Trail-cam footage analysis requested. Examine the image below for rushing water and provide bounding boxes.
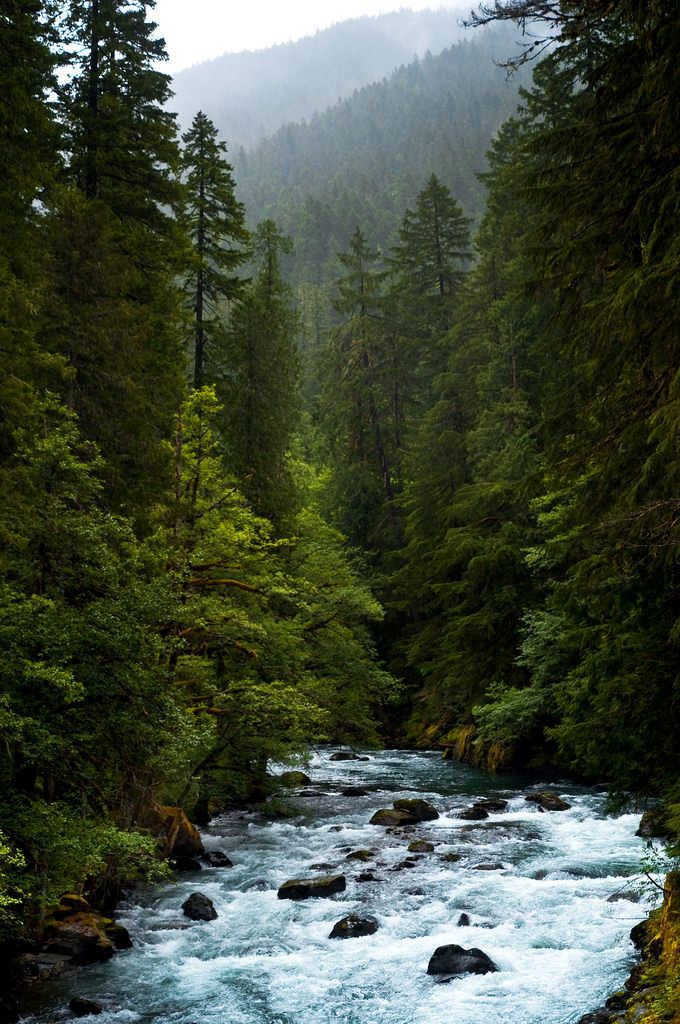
[27,749,652,1024]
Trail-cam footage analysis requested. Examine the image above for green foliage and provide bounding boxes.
[7,802,167,913]
[0,831,24,923]
[218,221,300,526]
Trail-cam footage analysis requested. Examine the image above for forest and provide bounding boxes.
[1,0,679,1015]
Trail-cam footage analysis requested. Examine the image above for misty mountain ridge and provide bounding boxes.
[230,23,529,279]
[169,7,470,149]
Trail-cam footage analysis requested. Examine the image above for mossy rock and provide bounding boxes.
[393,798,439,821]
[370,808,418,827]
[277,874,346,900]
[278,771,312,787]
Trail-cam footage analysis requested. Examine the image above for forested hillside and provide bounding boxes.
[0,0,395,960]
[2,3,680,1018]
[170,8,469,147]
[233,24,528,276]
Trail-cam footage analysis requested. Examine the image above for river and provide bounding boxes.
[25,748,651,1024]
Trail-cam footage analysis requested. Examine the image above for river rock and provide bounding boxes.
[474,862,504,871]
[43,914,115,965]
[408,840,434,853]
[370,808,418,827]
[181,893,218,921]
[427,944,498,979]
[457,913,471,926]
[576,1012,611,1024]
[53,894,91,919]
[105,923,132,950]
[635,807,669,839]
[458,805,489,820]
[525,791,571,812]
[70,998,104,1017]
[142,805,204,859]
[607,891,640,903]
[393,798,439,822]
[346,849,374,861]
[475,798,509,812]
[440,852,462,863]
[329,914,379,939]
[278,770,312,786]
[277,874,346,900]
[171,856,202,872]
[630,920,650,950]
[342,787,369,796]
[203,851,234,868]
[16,951,73,980]
[356,870,379,882]
[330,751,362,761]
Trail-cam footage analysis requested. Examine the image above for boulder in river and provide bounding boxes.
[427,944,498,979]
[143,805,205,859]
[277,874,346,900]
[278,770,312,786]
[356,870,379,883]
[43,914,115,965]
[345,849,374,861]
[635,807,670,839]
[69,998,104,1017]
[171,856,202,872]
[458,805,489,821]
[408,840,434,853]
[474,862,504,871]
[393,798,439,821]
[440,852,462,863]
[630,920,650,950]
[474,798,509,812]
[342,787,369,797]
[181,893,218,921]
[606,891,640,903]
[457,913,471,927]
[525,791,571,812]
[370,808,418,827]
[203,851,234,868]
[330,751,363,761]
[329,914,379,939]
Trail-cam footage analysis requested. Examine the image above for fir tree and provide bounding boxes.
[219,220,300,526]
[180,110,249,387]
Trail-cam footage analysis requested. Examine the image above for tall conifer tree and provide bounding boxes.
[180,110,249,387]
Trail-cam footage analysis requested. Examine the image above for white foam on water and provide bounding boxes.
[23,751,654,1024]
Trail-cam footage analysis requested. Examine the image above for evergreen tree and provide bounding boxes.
[219,220,300,526]
[0,0,60,457]
[321,228,397,553]
[180,110,249,387]
[43,0,186,521]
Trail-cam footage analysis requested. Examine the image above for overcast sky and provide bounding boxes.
[153,1,461,72]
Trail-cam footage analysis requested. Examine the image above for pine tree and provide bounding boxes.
[322,228,398,553]
[219,220,300,526]
[42,0,186,521]
[388,173,470,396]
[0,0,61,457]
[180,110,249,387]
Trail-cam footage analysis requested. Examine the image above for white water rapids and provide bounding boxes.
[27,749,653,1024]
